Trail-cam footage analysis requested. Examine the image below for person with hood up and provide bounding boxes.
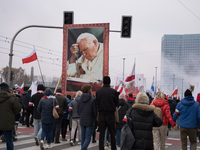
[173,89,200,150]
[69,90,82,145]
[127,93,135,108]
[122,92,163,150]
[0,82,21,150]
[29,84,45,146]
[116,93,129,147]
[37,88,59,150]
[150,92,178,150]
[77,84,97,150]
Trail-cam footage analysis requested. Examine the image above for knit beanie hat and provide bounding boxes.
[184,89,192,97]
[56,88,62,93]
[103,76,110,85]
[37,84,45,91]
[135,92,149,104]
[0,82,9,90]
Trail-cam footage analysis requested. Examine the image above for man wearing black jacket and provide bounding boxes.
[96,76,119,150]
[29,84,45,146]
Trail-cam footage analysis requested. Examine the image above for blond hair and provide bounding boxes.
[154,92,165,100]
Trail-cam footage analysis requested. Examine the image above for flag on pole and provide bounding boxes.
[171,86,178,96]
[29,80,37,96]
[22,48,37,64]
[19,82,24,94]
[125,62,135,82]
[151,76,155,98]
[117,82,126,95]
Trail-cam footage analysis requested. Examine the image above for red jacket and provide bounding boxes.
[150,99,176,126]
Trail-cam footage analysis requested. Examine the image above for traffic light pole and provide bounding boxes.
[8,25,63,86]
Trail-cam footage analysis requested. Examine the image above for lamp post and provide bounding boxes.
[173,74,175,90]
[182,79,184,99]
[155,67,158,96]
[123,58,125,81]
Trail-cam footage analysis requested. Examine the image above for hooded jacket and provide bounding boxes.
[69,96,81,119]
[0,90,21,130]
[37,88,59,124]
[77,93,97,127]
[129,103,163,150]
[173,96,200,128]
[151,99,176,126]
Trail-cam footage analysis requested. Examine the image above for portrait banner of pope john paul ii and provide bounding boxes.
[62,23,109,95]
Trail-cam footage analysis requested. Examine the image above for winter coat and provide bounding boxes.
[21,91,27,108]
[77,93,97,127]
[55,94,67,116]
[173,96,200,129]
[63,97,71,120]
[69,96,81,119]
[96,84,119,113]
[129,103,163,150]
[116,98,129,129]
[37,88,59,124]
[150,99,176,126]
[29,91,44,119]
[24,90,31,110]
[127,97,135,108]
[168,98,176,116]
[0,90,21,130]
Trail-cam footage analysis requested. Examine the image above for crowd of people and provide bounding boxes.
[0,76,200,150]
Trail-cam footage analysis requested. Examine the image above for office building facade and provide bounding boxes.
[161,34,200,98]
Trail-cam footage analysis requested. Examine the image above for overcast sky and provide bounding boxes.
[0,0,200,88]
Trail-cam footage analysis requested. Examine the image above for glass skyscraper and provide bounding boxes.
[161,34,200,98]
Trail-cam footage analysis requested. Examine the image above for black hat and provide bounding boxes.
[56,88,62,93]
[184,89,192,97]
[0,82,9,90]
[37,84,45,91]
[103,76,110,85]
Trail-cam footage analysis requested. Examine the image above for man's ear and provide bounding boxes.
[93,39,98,47]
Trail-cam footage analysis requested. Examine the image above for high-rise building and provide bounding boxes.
[161,34,200,98]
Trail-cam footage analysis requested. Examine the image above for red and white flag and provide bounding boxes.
[117,82,126,95]
[22,48,37,64]
[125,62,135,82]
[19,82,24,94]
[171,86,178,96]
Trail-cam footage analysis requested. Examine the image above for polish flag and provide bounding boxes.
[125,62,135,82]
[19,82,24,94]
[171,86,178,96]
[117,82,126,95]
[22,48,37,64]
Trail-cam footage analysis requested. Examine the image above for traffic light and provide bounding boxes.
[121,16,132,38]
[63,11,74,24]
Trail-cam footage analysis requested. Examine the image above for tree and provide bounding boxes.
[1,66,30,87]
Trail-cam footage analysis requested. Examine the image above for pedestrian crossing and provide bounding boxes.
[1,133,200,150]
[0,134,113,150]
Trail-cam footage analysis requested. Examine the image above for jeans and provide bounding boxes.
[33,119,42,139]
[0,130,14,150]
[71,119,81,141]
[81,126,94,150]
[41,123,54,144]
[104,128,109,146]
[116,129,121,146]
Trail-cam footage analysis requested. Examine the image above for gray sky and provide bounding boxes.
[0,0,200,88]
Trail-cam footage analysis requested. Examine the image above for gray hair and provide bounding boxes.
[77,33,98,43]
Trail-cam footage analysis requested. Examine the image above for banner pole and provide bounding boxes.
[35,47,45,85]
[54,74,62,93]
